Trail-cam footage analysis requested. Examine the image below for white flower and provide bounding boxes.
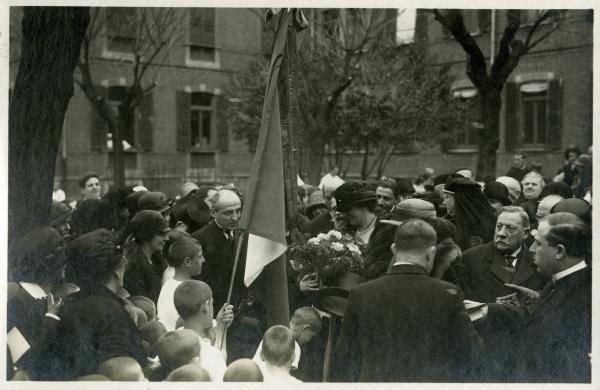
[331,242,344,251]
[317,233,328,240]
[328,230,342,239]
[346,243,361,254]
[308,237,321,245]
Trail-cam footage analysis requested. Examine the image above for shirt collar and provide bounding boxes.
[19,282,48,299]
[507,245,522,258]
[552,260,587,283]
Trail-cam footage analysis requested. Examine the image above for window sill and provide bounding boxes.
[517,145,552,152]
[101,49,135,62]
[447,147,478,154]
[107,148,139,153]
[190,148,216,153]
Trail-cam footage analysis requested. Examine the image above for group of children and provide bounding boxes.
[99,236,323,382]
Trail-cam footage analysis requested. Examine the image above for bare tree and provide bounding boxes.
[9,7,90,248]
[431,9,569,179]
[74,7,184,188]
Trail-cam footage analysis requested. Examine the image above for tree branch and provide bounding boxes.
[432,9,489,90]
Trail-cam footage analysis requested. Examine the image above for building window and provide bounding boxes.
[186,8,219,68]
[106,86,135,150]
[520,82,548,145]
[396,9,416,44]
[104,8,138,59]
[452,88,479,148]
[190,92,216,149]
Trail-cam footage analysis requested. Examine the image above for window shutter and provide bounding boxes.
[547,78,562,150]
[91,85,108,151]
[137,92,154,151]
[189,8,216,47]
[504,81,519,151]
[176,91,191,152]
[215,94,229,152]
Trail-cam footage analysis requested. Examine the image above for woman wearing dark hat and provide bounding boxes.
[7,227,69,379]
[43,228,146,380]
[123,210,170,303]
[483,181,513,212]
[333,182,382,247]
[443,178,496,250]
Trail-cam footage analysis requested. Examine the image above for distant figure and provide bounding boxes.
[505,152,530,182]
[318,166,345,194]
[223,359,264,382]
[79,172,102,201]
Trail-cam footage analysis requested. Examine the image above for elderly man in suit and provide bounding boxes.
[192,189,263,363]
[462,206,548,381]
[336,219,481,382]
[463,206,548,302]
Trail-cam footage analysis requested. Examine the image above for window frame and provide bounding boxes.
[189,92,217,151]
[101,8,138,61]
[185,8,220,69]
[519,83,549,148]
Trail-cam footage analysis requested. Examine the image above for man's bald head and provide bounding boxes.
[223,359,264,382]
[496,176,521,204]
[96,357,145,381]
[210,189,241,211]
[158,330,200,374]
[536,194,564,222]
[166,363,211,382]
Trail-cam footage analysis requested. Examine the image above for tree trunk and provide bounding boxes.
[475,88,502,181]
[360,142,370,180]
[111,119,126,189]
[306,136,325,185]
[8,7,89,248]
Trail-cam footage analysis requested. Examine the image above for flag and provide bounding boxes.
[238,10,293,325]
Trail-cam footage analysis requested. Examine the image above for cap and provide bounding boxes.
[130,210,171,235]
[443,177,481,194]
[483,182,512,206]
[575,154,592,168]
[138,191,171,213]
[380,198,436,226]
[50,201,73,226]
[333,182,376,213]
[306,191,327,216]
[125,190,148,215]
[550,198,592,223]
[179,182,199,199]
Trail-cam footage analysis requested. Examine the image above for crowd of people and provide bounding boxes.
[6,144,592,383]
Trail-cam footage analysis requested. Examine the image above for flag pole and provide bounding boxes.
[218,231,245,351]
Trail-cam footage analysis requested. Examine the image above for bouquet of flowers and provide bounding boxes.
[288,230,364,285]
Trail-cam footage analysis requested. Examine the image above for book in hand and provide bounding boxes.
[463,300,487,322]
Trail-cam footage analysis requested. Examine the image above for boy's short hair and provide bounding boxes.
[167,237,202,268]
[165,363,211,382]
[261,325,295,367]
[158,330,200,374]
[292,307,322,333]
[174,280,212,320]
[129,295,157,322]
[140,321,167,357]
[96,357,144,381]
[223,359,264,382]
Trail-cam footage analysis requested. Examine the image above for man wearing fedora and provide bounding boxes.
[335,219,481,382]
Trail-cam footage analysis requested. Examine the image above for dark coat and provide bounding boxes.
[516,268,591,382]
[335,264,482,382]
[123,244,167,303]
[191,220,247,312]
[7,284,60,379]
[41,284,146,380]
[463,242,548,302]
[506,165,531,182]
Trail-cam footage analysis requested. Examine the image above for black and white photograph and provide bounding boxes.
[3,2,596,386]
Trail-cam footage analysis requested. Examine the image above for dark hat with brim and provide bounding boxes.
[333,182,376,213]
[483,182,512,206]
[444,177,481,194]
[69,228,123,278]
[130,210,171,235]
[138,191,172,214]
[125,190,148,215]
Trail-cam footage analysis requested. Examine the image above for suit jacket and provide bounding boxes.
[192,220,247,311]
[41,284,146,380]
[516,268,591,382]
[463,242,548,303]
[335,264,482,382]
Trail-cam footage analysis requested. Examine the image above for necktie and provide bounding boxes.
[506,255,517,268]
